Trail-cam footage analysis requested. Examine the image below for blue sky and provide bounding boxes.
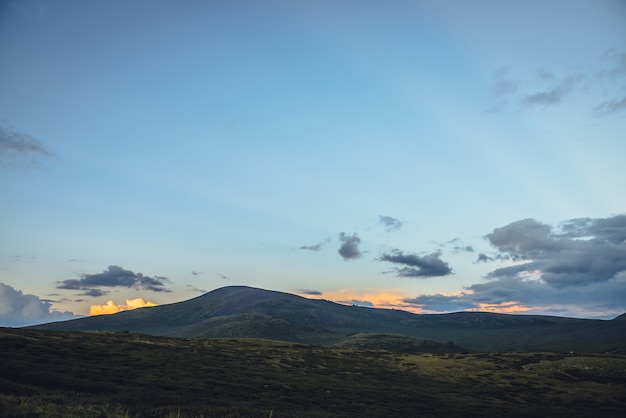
[1,0,625,326]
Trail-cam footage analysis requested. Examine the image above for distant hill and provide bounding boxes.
[30,286,626,353]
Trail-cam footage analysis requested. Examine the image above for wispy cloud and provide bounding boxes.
[485,67,519,112]
[521,73,585,107]
[594,95,626,115]
[295,288,322,296]
[0,282,80,327]
[186,284,207,293]
[490,67,518,97]
[299,238,330,251]
[379,249,452,278]
[488,47,626,115]
[338,232,362,260]
[438,238,474,253]
[57,265,171,293]
[598,47,626,81]
[0,125,54,168]
[378,215,403,232]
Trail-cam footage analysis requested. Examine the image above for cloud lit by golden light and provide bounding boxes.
[472,301,534,314]
[88,298,157,316]
[296,288,428,314]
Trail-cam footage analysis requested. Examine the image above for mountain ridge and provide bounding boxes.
[30,285,626,353]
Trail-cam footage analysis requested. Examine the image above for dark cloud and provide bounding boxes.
[404,275,626,319]
[57,265,171,293]
[380,249,452,278]
[338,232,362,260]
[379,215,403,232]
[300,244,322,251]
[594,95,626,115]
[404,293,475,313]
[0,282,81,327]
[475,253,493,263]
[485,215,626,288]
[191,271,203,276]
[297,289,323,296]
[0,125,54,168]
[401,215,626,318]
[216,273,230,280]
[521,73,584,107]
[78,288,109,297]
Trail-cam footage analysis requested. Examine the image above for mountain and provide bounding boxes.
[31,286,626,353]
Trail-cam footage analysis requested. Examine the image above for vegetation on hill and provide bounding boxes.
[2,328,626,417]
[31,286,626,353]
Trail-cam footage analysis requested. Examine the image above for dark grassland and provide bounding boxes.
[2,328,625,417]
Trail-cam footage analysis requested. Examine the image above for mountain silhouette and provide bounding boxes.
[31,286,626,353]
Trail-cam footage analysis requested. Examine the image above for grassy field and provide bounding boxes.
[2,328,625,417]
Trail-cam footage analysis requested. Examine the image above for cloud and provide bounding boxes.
[379,215,403,232]
[403,293,476,313]
[191,271,203,276]
[490,67,518,97]
[380,249,452,277]
[475,253,493,263]
[484,215,626,288]
[295,289,323,296]
[521,73,585,107]
[401,215,626,319]
[306,289,413,312]
[0,125,54,168]
[299,238,329,251]
[338,232,362,260]
[89,298,157,316]
[186,285,206,293]
[57,265,171,293]
[536,69,555,80]
[78,288,109,297]
[0,283,81,327]
[599,47,626,81]
[439,238,474,253]
[485,67,519,113]
[404,274,626,319]
[594,95,626,115]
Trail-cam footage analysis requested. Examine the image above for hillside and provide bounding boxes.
[31,286,626,353]
[2,328,626,417]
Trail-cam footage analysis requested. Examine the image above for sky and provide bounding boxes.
[1,0,626,327]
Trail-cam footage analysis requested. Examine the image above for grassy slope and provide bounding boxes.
[2,328,626,417]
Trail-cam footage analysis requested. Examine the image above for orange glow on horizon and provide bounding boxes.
[472,301,533,314]
[295,289,542,316]
[89,298,157,316]
[295,288,428,314]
